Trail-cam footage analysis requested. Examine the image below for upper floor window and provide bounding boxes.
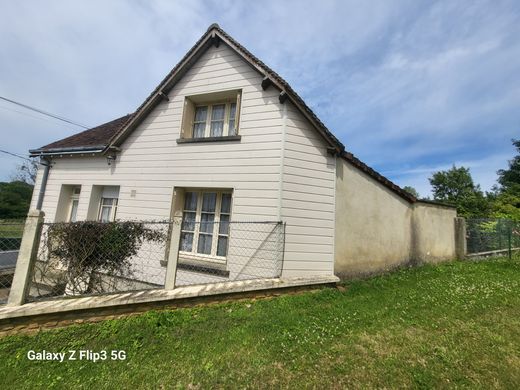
[179,90,241,141]
[193,103,237,138]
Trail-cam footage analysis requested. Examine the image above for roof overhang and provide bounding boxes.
[29,145,107,157]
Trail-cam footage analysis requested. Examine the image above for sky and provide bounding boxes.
[0,0,519,197]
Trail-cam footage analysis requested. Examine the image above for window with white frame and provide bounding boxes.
[97,186,120,222]
[180,190,232,259]
[192,102,237,138]
[68,186,81,222]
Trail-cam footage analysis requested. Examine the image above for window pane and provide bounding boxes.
[219,214,230,235]
[211,104,225,121]
[182,212,196,231]
[194,106,208,122]
[200,213,215,233]
[101,198,114,206]
[229,103,236,120]
[100,206,111,222]
[70,200,79,222]
[202,193,217,212]
[228,120,236,136]
[197,234,212,254]
[184,192,198,211]
[180,232,194,252]
[221,193,232,214]
[193,122,206,138]
[217,236,228,257]
[228,103,237,136]
[210,121,223,137]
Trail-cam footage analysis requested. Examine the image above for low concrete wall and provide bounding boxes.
[334,159,458,279]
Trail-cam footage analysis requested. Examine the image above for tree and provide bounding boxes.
[496,139,520,193]
[429,165,490,217]
[0,181,34,219]
[10,158,39,185]
[403,186,420,198]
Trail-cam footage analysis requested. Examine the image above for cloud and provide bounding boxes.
[0,0,518,199]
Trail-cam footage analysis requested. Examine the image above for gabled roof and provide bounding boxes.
[29,23,418,203]
[106,23,345,150]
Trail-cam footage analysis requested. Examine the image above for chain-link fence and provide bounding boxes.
[27,221,172,301]
[0,219,25,305]
[174,221,285,287]
[466,218,520,258]
[25,219,285,301]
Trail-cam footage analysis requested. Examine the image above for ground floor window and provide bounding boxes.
[180,190,232,259]
[68,186,81,222]
[97,186,120,222]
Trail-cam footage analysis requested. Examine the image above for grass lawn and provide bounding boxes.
[1,256,519,389]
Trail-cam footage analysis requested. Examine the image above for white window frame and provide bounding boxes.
[192,102,237,139]
[179,190,232,263]
[98,197,118,222]
[68,186,81,222]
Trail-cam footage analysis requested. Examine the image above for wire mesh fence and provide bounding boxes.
[0,219,25,305]
[27,221,172,301]
[174,221,284,287]
[466,218,520,258]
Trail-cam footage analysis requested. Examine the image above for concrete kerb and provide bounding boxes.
[0,275,339,332]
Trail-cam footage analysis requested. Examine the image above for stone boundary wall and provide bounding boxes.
[335,159,464,279]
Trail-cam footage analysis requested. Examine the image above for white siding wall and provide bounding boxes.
[31,45,283,222]
[30,43,336,280]
[280,102,336,277]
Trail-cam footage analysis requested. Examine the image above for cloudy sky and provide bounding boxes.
[1,0,519,197]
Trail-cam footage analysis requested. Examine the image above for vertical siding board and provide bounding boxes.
[281,101,335,275]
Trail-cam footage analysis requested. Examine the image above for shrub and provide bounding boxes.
[43,221,166,294]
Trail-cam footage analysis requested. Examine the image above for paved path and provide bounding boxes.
[0,250,18,270]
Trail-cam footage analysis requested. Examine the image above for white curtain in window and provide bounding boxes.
[210,104,225,137]
[228,103,237,136]
[193,106,207,138]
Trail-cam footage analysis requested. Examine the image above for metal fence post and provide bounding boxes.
[7,210,44,306]
[508,221,512,260]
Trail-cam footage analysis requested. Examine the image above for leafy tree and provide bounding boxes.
[403,186,420,198]
[429,165,490,217]
[488,191,520,221]
[0,181,34,219]
[496,139,520,193]
[10,158,39,185]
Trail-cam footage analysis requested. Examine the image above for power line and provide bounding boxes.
[0,104,75,128]
[0,96,90,129]
[0,149,34,163]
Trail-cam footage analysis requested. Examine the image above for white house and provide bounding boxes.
[28,24,460,291]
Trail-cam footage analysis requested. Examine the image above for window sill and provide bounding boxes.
[161,253,229,277]
[177,262,230,278]
[176,135,241,144]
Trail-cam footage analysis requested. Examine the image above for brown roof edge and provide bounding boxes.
[341,152,418,203]
[107,23,345,153]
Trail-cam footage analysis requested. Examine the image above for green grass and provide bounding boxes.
[0,220,25,238]
[1,256,520,389]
